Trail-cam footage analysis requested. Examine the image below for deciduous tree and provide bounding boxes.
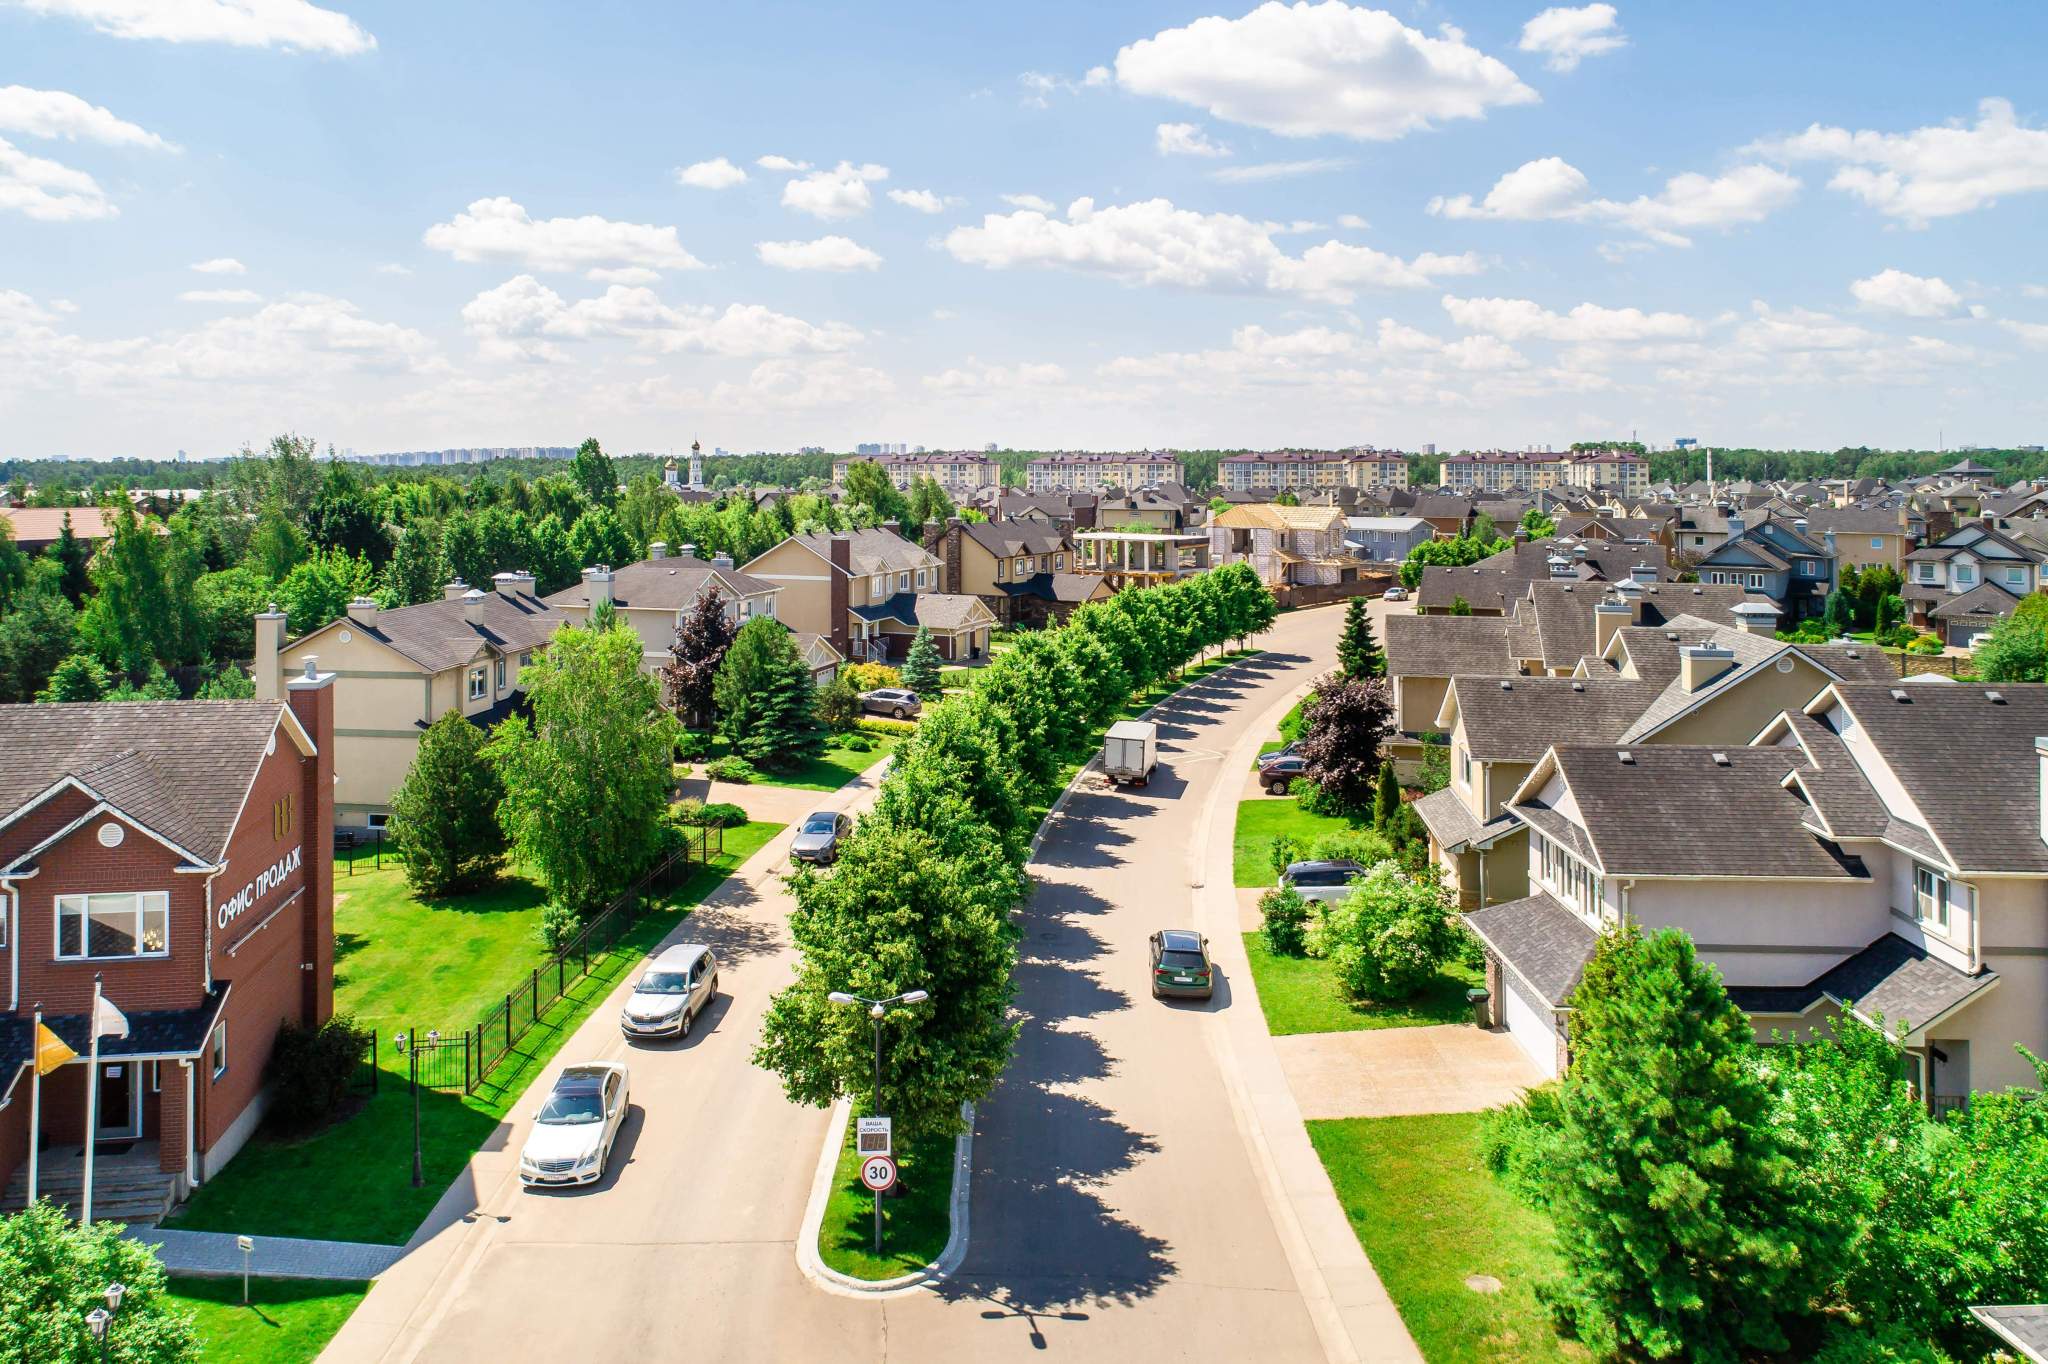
[569,436,618,509]
[661,587,736,729]
[0,1200,199,1364]
[1298,672,1393,816]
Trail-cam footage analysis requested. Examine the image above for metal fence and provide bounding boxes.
[406,830,723,1097]
[351,1029,380,1097]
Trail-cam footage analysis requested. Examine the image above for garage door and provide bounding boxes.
[1500,971,1560,1079]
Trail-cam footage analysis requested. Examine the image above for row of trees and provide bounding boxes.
[1398,526,1513,589]
[1483,925,2048,1362]
[753,563,1279,1145]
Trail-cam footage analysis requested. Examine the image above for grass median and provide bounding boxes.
[817,1125,955,1281]
[166,1275,370,1364]
[165,822,781,1246]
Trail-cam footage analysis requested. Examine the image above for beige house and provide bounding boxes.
[742,528,995,663]
[254,575,572,829]
[924,517,1112,628]
[1024,452,1184,492]
[542,544,781,672]
[1804,505,1912,573]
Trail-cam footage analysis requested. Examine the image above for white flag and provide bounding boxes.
[92,993,128,1041]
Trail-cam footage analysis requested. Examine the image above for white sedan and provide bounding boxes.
[518,1062,630,1188]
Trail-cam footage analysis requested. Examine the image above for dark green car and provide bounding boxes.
[1149,929,1214,1001]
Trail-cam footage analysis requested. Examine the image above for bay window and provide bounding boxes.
[57,891,169,959]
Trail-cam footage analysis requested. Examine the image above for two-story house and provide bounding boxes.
[1694,513,1837,620]
[256,575,573,830]
[542,543,782,672]
[923,518,1112,629]
[1903,523,2046,646]
[743,527,996,664]
[1803,504,1912,575]
[1208,503,1360,587]
[0,682,336,1219]
[1463,680,2046,1110]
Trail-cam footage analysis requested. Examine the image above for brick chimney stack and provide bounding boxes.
[286,657,337,1023]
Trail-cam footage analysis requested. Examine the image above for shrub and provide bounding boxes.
[674,730,711,762]
[1304,862,1458,1001]
[678,800,748,829]
[1257,884,1311,955]
[704,754,758,784]
[841,660,902,691]
[815,671,862,732]
[1267,834,1299,883]
[1305,828,1395,866]
[1478,1083,1567,1210]
[265,1013,374,1131]
[0,1202,199,1362]
[1809,1323,1953,1364]
[857,716,918,736]
[1906,632,1944,655]
[539,900,581,953]
[670,796,704,823]
[838,732,876,752]
[1295,777,1351,817]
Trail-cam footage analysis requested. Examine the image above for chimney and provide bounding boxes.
[649,541,668,560]
[253,604,286,701]
[463,588,486,626]
[286,656,337,1024]
[442,579,470,601]
[1732,600,1782,636]
[1595,598,1630,656]
[1613,577,1647,624]
[1727,513,1745,535]
[1794,517,1809,537]
[1680,643,1737,693]
[581,565,614,623]
[497,569,536,596]
[828,534,852,661]
[345,596,379,629]
[711,554,734,571]
[679,542,697,560]
[1547,553,1572,580]
[1629,564,1658,584]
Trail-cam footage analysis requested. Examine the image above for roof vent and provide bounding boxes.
[1664,631,1679,641]
[1617,750,1635,764]
[1845,649,1861,659]
[1712,751,1731,766]
[1572,680,1585,692]
[1890,688,1910,702]
[1499,679,1513,691]
[1691,586,1704,594]
[1987,690,2007,704]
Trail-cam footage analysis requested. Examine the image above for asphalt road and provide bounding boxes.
[323,600,1414,1364]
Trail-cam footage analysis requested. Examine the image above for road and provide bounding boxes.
[322,599,1419,1364]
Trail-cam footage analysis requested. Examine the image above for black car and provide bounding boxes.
[1261,753,1309,794]
[1149,929,1214,1000]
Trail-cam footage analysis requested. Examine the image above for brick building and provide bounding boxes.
[0,675,336,1218]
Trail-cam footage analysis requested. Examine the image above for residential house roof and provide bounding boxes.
[1210,503,1345,532]
[542,556,776,615]
[784,527,941,576]
[1812,932,1997,1035]
[1385,614,1518,678]
[850,591,995,632]
[1446,676,1666,762]
[305,589,569,674]
[1463,892,1598,1008]
[961,521,1070,557]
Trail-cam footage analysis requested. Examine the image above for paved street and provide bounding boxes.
[323,600,1420,1364]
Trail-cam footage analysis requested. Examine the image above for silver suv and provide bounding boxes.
[1281,859,1368,903]
[860,687,923,719]
[620,943,720,1040]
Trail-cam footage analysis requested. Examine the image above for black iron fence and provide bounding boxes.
[350,1028,381,1097]
[405,831,722,1097]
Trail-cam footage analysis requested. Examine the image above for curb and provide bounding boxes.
[794,1099,974,1299]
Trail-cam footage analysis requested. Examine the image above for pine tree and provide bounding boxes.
[1549,926,1826,1362]
[661,586,737,730]
[1371,758,1400,830]
[393,710,508,896]
[712,617,823,773]
[1336,596,1381,678]
[901,625,944,698]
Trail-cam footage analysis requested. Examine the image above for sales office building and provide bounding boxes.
[0,668,336,1212]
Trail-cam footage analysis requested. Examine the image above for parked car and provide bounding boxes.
[1260,753,1309,794]
[1148,929,1214,1000]
[860,687,923,720]
[1255,742,1301,769]
[791,810,851,865]
[1382,586,1408,601]
[519,1062,630,1187]
[619,943,720,1040]
[1282,859,1368,903]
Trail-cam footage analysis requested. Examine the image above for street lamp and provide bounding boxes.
[84,1281,124,1362]
[827,988,931,1255]
[393,1030,437,1188]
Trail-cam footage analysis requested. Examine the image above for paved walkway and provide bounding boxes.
[1273,1025,1542,1121]
[674,774,835,826]
[129,1227,404,1280]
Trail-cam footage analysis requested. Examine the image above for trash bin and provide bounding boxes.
[1466,987,1491,1028]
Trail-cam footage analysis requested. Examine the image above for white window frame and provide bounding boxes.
[56,891,170,961]
[367,812,391,830]
[1746,572,1767,589]
[1870,537,1885,549]
[1800,560,1819,577]
[897,572,911,592]
[916,569,928,589]
[494,657,507,692]
[1914,863,1951,928]
[468,667,487,702]
[211,1024,228,1081]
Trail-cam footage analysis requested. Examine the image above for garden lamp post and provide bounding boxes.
[394,1030,437,1187]
[826,988,930,1254]
[84,1281,124,1362]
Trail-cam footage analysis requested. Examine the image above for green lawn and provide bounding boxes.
[168,1275,369,1364]
[1242,936,1482,1034]
[817,1126,955,1281]
[692,732,900,792]
[165,823,782,1245]
[1233,796,1366,887]
[1308,1113,1583,1364]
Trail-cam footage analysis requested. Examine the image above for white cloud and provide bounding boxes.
[675,156,746,189]
[2023,284,2048,300]
[373,262,412,276]
[190,257,246,275]
[1430,156,1799,245]
[1849,268,1964,318]
[714,357,892,410]
[1735,301,1875,352]
[460,275,861,363]
[781,161,888,220]
[1000,193,1057,213]
[178,288,261,303]
[15,0,375,54]
[1114,2,1538,141]
[1211,158,1350,184]
[0,136,113,220]
[1018,66,1111,107]
[1517,4,1625,72]
[944,196,1483,303]
[887,188,948,214]
[1754,97,2048,224]
[2000,320,2048,348]
[1156,122,1230,157]
[925,358,1067,392]
[0,85,175,150]
[423,197,706,273]
[756,154,810,172]
[586,266,661,285]
[930,308,957,321]
[1442,293,1701,341]
[756,235,882,272]
[1338,213,1371,229]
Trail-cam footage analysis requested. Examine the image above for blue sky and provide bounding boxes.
[4,0,2047,459]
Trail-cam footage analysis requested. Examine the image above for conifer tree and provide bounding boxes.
[1371,758,1400,830]
[392,710,507,895]
[713,617,823,772]
[900,625,944,698]
[1336,596,1381,678]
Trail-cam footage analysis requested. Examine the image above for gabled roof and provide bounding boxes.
[300,590,570,674]
[1446,676,1665,762]
[1385,614,1516,678]
[1210,503,1345,532]
[1462,893,1597,1008]
[850,591,996,632]
[1813,932,1997,1037]
[961,521,1070,557]
[543,557,777,615]
[1928,580,2022,620]
[0,701,300,866]
[780,527,941,576]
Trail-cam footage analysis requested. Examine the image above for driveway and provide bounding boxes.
[1274,1026,1543,1121]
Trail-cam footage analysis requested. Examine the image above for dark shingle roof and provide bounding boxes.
[0,990,231,1075]
[1970,1305,2048,1360]
[851,592,994,632]
[1450,676,1664,762]
[1928,580,2022,621]
[787,527,939,576]
[543,558,775,614]
[0,701,287,863]
[1385,614,1515,677]
[316,591,570,674]
[1463,893,1597,1007]
[963,521,1070,557]
[1815,932,1997,1034]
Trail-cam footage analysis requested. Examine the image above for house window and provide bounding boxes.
[2006,567,2029,588]
[916,569,928,589]
[367,812,391,830]
[495,658,507,691]
[1053,554,1065,571]
[468,668,487,701]
[1016,557,1031,576]
[1915,864,1951,927]
[211,1024,228,1081]
[1916,564,1939,582]
[1953,564,1977,587]
[898,572,911,592]
[1871,537,1885,549]
[1747,573,1766,589]
[1800,560,1819,576]
[56,892,169,960]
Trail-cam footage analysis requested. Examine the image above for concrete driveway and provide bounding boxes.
[1275,1026,1543,1121]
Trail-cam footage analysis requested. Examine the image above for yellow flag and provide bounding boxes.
[34,1022,75,1076]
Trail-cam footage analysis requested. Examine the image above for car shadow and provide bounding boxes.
[619,991,732,1051]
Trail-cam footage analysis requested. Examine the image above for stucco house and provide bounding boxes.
[1904,523,2046,647]
[742,527,995,664]
[1694,513,1837,620]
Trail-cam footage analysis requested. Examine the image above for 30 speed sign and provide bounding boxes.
[859,1154,898,1193]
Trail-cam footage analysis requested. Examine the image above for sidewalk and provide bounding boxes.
[128,1227,403,1280]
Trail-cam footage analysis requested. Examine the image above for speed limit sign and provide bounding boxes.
[859,1153,898,1192]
